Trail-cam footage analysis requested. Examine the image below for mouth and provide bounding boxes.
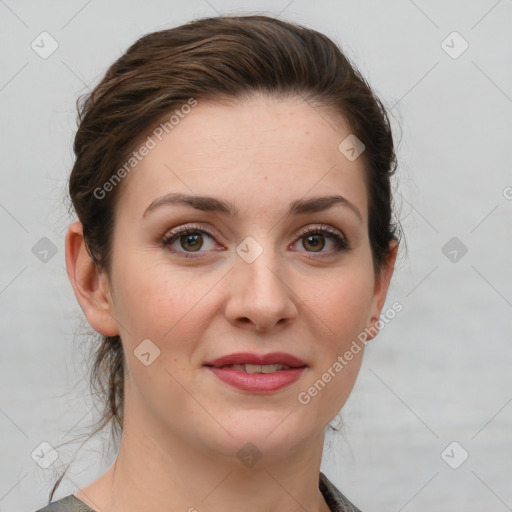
[203,352,307,392]
[213,363,295,373]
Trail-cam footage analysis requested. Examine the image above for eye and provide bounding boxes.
[161,225,220,258]
[292,225,350,256]
[161,223,350,260]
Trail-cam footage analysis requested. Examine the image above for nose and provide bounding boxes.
[224,246,298,332]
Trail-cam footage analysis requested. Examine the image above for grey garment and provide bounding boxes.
[319,472,364,512]
[33,494,93,512]
[33,472,363,512]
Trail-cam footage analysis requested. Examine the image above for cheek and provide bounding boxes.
[308,265,374,345]
[296,267,372,408]
[111,255,218,346]
[298,276,371,415]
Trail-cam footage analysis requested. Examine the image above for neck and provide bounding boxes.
[76,403,331,512]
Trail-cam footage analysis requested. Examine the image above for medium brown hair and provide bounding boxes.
[51,14,402,501]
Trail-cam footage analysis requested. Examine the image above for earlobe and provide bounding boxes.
[65,220,120,336]
[365,240,399,341]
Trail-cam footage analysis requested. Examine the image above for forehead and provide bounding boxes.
[115,95,368,224]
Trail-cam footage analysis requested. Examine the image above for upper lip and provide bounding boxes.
[203,352,307,368]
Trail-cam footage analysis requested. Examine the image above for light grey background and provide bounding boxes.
[1,1,511,511]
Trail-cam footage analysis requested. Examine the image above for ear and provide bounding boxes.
[65,220,120,336]
[365,239,399,341]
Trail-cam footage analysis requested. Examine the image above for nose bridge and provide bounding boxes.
[236,235,285,299]
[226,234,296,330]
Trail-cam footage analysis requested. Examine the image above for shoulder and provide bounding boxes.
[319,472,364,512]
[33,494,96,512]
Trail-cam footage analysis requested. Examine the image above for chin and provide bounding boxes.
[198,408,318,460]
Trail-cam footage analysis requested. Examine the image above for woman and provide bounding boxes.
[36,14,400,512]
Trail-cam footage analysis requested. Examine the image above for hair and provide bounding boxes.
[50,14,402,501]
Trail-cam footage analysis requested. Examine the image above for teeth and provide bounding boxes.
[245,364,263,373]
[261,364,281,373]
[221,364,291,373]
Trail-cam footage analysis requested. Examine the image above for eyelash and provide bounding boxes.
[161,224,350,259]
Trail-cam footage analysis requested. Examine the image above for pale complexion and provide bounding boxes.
[66,94,397,512]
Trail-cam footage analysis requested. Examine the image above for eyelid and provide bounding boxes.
[162,223,219,243]
[294,223,345,240]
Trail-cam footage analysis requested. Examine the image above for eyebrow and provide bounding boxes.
[142,193,363,223]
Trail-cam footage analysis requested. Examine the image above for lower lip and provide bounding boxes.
[206,366,306,392]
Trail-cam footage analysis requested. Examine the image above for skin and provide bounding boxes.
[66,93,397,512]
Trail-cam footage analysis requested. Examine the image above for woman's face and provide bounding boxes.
[94,94,395,460]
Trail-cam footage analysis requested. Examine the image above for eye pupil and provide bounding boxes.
[303,234,325,252]
[181,233,203,251]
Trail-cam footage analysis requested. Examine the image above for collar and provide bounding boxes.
[319,471,364,512]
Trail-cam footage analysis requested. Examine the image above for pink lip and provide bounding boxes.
[203,352,307,393]
[203,352,307,367]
